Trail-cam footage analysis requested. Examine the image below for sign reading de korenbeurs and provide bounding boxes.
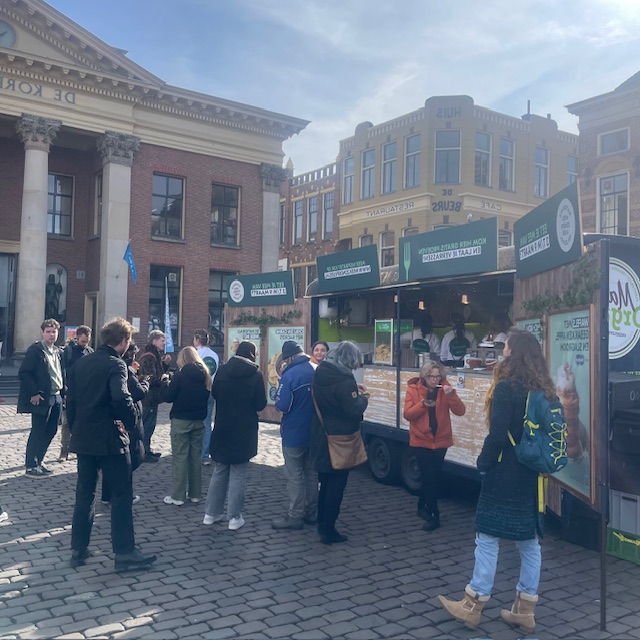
[225,271,294,307]
[399,217,498,282]
[514,182,583,278]
[317,245,380,293]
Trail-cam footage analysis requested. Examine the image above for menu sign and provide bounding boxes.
[514,182,582,278]
[266,326,305,404]
[516,318,543,347]
[225,271,294,307]
[317,245,380,293]
[399,218,497,282]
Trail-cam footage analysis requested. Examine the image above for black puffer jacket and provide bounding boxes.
[209,355,267,464]
[310,360,368,474]
[475,379,539,540]
[161,362,209,421]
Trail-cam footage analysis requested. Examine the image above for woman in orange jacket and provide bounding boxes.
[404,359,465,531]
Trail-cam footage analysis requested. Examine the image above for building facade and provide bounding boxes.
[567,72,640,237]
[0,0,307,356]
[336,95,579,267]
[279,161,339,297]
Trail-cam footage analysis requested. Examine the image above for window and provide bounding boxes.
[475,132,491,187]
[567,156,578,185]
[600,174,628,235]
[306,265,317,292]
[307,196,318,242]
[148,265,181,346]
[359,234,373,247]
[382,142,397,194]
[211,184,239,246]
[47,173,73,236]
[599,129,629,156]
[152,174,183,239]
[534,147,549,198]
[380,230,395,267]
[499,229,513,247]
[435,130,460,183]
[336,238,352,251]
[361,148,375,199]
[403,226,419,236]
[499,138,515,191]
[323,191,334,238]
[293,267,302,298]
[208,270,233,347]
[293,200,303,244]
[342,157,354,204]
[279,203,286,245]
[404,133,421,188]
[93,173,102,236]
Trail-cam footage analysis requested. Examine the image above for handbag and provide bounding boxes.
[312,390,368,470]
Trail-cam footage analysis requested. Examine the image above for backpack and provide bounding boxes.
[508,390,568,474]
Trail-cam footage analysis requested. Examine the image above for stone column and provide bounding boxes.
[260,163,289,272]
[14,113,62,355]
[96,131,140,327]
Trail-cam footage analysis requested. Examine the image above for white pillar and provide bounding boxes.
[260,163,288,272]
[96,131,140,328]
[14,113,62,354]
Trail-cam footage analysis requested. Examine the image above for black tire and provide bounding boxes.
[367,437,400,485]
[400,446,423,495]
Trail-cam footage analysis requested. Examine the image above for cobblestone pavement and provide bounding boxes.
[1,401,640,639]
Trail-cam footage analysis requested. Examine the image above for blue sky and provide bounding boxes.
[49,0,640,174]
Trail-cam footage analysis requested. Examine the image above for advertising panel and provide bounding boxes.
[266,326,305,404]
[317,245,380,294]
[226,326,260,363]
[225,271,294,307]
[516,318,543,347]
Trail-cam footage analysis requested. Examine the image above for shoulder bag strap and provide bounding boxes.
[311,386,327,433]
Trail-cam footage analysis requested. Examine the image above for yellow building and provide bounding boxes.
[336,95,578,265]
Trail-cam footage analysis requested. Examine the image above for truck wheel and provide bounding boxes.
[400,446,423,495]
[367,437,400,485]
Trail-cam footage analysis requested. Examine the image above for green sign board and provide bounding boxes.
[399,217,498,282]
[317,245,380,294]
[514,181,582,279]
[225,271,294,307]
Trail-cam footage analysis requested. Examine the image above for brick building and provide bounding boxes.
[0,0,307,357]
[567,72,640,236]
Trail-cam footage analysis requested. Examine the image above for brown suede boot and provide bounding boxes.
[438,585,490,629]
[500,591,538,631]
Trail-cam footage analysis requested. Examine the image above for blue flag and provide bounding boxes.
[164,277,174,353]
[123,243,137,284]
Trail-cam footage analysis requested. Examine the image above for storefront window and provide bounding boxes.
[148,265,181,345]
[208,270,233,347]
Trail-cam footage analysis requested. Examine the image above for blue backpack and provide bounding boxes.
[508,390,568,474]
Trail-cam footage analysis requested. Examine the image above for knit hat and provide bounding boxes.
[281,340,303,359]
[236,341,257,362]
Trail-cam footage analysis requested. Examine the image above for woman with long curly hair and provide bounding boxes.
[439,329,555,633]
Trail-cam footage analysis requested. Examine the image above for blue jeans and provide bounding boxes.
[204,461,248,520]
[25,394,62,469]
[201,396,215,461]
[470,532,541,597]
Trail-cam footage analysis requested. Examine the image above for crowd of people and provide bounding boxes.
[13,318,553,632]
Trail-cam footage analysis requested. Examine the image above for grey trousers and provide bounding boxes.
[204,461,249,520]
[282,445,318,521]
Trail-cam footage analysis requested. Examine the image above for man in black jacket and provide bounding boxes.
[18,318,64,477]
[67,317,157,572]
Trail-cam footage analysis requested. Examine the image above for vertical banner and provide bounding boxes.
[266,326,305,404]
[164,278,174,353]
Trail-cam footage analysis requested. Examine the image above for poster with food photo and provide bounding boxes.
[547,308,592,500]
[227,326,260,363]
[266,326,305,405]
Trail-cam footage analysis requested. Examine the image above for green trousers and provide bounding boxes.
[170,418,205,501]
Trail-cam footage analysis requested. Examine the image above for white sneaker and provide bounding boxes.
[132,495,141,505]
[228,516,245,531]
[163,496,184,506]
[203,514,223,525]
[188,497,200,503]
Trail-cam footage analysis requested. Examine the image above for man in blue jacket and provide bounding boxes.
[272,340,318,530]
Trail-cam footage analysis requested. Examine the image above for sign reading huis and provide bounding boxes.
[225,271,294,307]
[317,245,380,293]
[399,217,498,282]
[514,182,582,278]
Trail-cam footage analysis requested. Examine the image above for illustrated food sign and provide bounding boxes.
[266,326,305,404]
[399,217,498,282]
[609,257,640,361]
[516,318,543,347]
[225,271,294,307]
[317,245,380,294]
[227,326,260,362]
[514,182,582,278]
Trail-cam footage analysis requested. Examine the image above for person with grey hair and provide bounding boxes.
[404,359,465,531]
[309,340,368,544]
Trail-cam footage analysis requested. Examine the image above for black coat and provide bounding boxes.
[309,360,368,474]
[68,345,136,457]
[17,341,64,415]
[209,355,267,464]
[128,367,148,471]
[62,340,94,372]
[138,344,169,407]
[475,379,539,540]
[161,362,210,421]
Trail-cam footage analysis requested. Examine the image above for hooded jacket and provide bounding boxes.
[138,343,170,406]
[161,361,210,421]
[403,377,465,449]
[209,355,267,464]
